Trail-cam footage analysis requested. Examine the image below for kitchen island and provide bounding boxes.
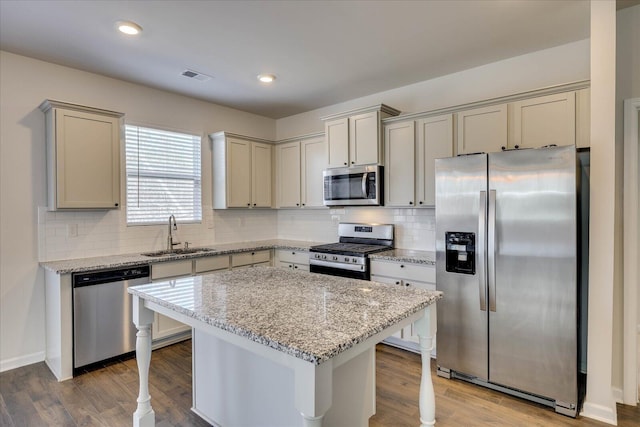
[128,267,441,427]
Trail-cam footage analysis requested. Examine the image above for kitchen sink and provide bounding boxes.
[141,248,216,257]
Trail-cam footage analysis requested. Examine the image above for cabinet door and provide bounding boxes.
[326,117,349,168]
[384,121,415,207]
[252,142,273,208]
[510,92,576,149]
[457,104,507,154]
[575,88,590,149]
[350,111,379,165]
[276,142,301,208]
[55,109,120,209]
[416,114,453,206]
[301,136,327,208]
[226,138,252,207]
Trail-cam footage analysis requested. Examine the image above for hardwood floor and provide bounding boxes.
[1,341,638,426]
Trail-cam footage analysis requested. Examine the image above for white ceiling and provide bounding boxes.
[0,0,593,119]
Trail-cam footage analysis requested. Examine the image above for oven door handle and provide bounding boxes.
[362,173,368,198]
[309,258,366,272]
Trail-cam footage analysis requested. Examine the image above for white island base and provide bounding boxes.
[193,329,375,427]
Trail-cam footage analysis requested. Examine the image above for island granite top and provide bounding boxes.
[128,267,442,365]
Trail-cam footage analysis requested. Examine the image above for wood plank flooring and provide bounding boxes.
[1,340,638,426]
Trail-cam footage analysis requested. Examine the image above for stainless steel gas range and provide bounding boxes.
[309,223,394,280]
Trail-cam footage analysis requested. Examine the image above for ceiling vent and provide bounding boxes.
[181,69,213,82]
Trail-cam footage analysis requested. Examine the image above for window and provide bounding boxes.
[125,125,202,224]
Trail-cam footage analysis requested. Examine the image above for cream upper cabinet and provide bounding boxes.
[509,92,576,149]
[275,135,326,208]
[349,111,380,166]
[575,87,591,149]
[211,132,273,209]
[325,117,350,168]
[416,114,453,206]
[301,136,327,207]
[457,104,508,155]
[251,142,273,208]
[39,100,122,210]
[384,114,453,208]
[323,104,400,168]
[275,141,301,208]
[384,120,416,207]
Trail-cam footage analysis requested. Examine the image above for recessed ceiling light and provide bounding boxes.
[257,74,276,83]
[117,21,142,35]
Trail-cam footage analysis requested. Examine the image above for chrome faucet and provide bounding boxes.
[167,215,180,251]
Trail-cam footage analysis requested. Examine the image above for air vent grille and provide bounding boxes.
[181,69,213,81]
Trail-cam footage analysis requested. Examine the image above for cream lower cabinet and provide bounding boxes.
[151,255,230,345]
[40,100,123,210]
[384,114,453,207]
[275,135,326,208]
[371,260,436,355]
[231,250,272,269]
[211,132,273,209]
[275,249,310,272]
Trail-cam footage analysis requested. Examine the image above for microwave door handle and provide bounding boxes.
[362,173,368,197]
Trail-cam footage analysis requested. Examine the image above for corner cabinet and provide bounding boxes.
[275,134,327,208]
[39,100,123,210]
[210,132,273,209]
[323,104,400,167]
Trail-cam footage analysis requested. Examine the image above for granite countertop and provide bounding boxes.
[370,249,436,265]
[40,239,324,274]
[128,266,442,365]
[40,239,435,274]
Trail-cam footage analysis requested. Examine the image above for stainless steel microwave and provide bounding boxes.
[323,165,383,206]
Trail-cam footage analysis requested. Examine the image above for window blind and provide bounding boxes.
[125,125,202,224]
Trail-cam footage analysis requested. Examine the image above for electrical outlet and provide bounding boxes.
[67,223,78,238]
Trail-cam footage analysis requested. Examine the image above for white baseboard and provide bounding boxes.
[0,351,45,373]
[612,386,624,404]
[581,401,618,425]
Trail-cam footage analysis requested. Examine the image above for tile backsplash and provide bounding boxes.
[39,205,435,261]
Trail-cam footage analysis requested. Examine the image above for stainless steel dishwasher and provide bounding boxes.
[72,265,150,373]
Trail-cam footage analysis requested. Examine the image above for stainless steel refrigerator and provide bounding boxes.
[435,145,579,417]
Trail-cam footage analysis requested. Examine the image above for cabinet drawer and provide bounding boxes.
[370,260,435,283]
[276,249,309,265]
[194,255,230,273]
[151,259,193,280]
[231,250,271,267]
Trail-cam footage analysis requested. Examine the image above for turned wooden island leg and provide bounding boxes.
[415,304,438,426]
[132,295,155,427]
[294,359,333,427]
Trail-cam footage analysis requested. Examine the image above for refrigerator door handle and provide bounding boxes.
[478,191,487,311]
[488,189,497,312]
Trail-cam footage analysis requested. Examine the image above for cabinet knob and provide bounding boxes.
[395,281,400,285]
[253,203,256,206]
[405,282,410,287]
[400,265,405,268]
[351,161,355,164]
[344,162,348,165]
[501,146,506,151]
[302,203,305,206]
[292,252,296,255]
[294,265,298,269]
[419,201,423,205]
[115,203,119,207]
[409,201,413,205]
[247,203,251,206]
[296,203,300,206]
[515,145,520,149]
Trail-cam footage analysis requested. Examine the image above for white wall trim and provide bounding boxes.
[612,387,624,404]
[581,401,618,425]
[0,351,45,373]
[623,97,640,405]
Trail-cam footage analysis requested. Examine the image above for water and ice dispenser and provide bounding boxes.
[445,232,476,275]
